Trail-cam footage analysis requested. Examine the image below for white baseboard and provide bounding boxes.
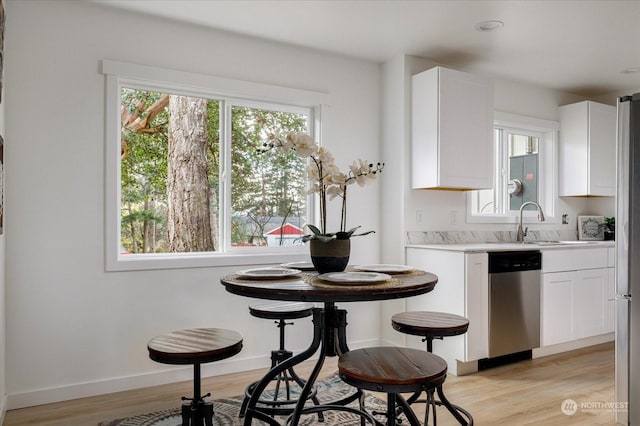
[1,395,7,425]
[378,337,402,347]
[347,338,380,350]
[6,354,271,410]
[532,333,614,359]
[453,359,478,376]
[6,338,380,410]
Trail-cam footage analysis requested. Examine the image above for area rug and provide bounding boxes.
[98,372,389,426]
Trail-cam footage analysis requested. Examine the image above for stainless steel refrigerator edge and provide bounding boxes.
[616,93,640,425]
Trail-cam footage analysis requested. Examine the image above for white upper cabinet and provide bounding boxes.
[559,100,616,196]
[411,66,494,190]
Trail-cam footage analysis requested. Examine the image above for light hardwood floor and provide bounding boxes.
[3,342,616,425]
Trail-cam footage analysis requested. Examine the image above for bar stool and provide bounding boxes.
[240,301,322,418]
[391,311,473,425]
[147,328,243,426]
[338,347,448,426]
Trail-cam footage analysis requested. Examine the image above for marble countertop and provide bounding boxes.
[406,240,615,252]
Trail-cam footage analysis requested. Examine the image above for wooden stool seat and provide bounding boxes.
[339,347,447,392]
[248,301,314,320]
[339,347,448,426]
[148,328,243,365]
[391,311,469,339]
[148,328,243,426]
[390,312,473,425]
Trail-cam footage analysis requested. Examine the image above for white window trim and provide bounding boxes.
[102,60,329,271]
[466,111,559,224]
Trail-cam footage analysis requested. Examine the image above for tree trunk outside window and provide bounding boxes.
[167,95,214,252]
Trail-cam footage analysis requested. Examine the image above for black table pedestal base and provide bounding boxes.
[243,304,361,426]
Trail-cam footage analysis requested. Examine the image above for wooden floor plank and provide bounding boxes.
[3,342,616,425]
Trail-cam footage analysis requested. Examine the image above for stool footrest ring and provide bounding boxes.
[284,405,378,426]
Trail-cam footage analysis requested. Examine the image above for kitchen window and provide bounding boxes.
[467,112,558,223]
[102,60,328,271]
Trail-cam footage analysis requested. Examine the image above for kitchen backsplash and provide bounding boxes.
[406,230,577,245]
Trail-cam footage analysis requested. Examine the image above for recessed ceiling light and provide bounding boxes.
[621,67,640,74]
[475,20,504,32]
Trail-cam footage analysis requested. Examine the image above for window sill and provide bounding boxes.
[107,249,310,272]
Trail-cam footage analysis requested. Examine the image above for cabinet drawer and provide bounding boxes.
[542,248,608,273]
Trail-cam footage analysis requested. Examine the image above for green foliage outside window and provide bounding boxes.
[119,87,309,254]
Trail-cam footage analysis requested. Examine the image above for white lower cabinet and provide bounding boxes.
[541,247,613,347]
[405,245,614,370]
[405,248,488,374]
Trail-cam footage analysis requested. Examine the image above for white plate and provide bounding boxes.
[353,264,414,274]
[280,261,315,271]
[317,272,391,284]
[235,267,301,279]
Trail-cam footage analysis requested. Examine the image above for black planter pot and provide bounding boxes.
[309,239,350,274]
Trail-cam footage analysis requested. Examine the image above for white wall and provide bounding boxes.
[379,54,438,345]
[4,0,383,408]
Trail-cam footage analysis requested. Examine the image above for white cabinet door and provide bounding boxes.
[542,271,574,346]
[411,66,493,190]
[573,268,607,339]
[542,267,611,346]
[559,100,616,196]
[588,102,617,196]
[405,249,465,314]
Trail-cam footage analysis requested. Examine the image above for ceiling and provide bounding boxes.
[93,0,640,98]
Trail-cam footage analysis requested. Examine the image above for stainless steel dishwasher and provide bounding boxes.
[488,251,541,358]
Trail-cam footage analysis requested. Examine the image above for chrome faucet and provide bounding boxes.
[517,201,545,242]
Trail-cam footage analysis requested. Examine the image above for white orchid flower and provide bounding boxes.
[349,158,368,174]
[327,171,348,186]
[317,146,335,165]
[323,163,341,177]
[307,163,320,181]
[348,159,374,186]
[263,132,383,237]
[292,133,317,157]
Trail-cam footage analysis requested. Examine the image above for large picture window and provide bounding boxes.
[103,61,327,270]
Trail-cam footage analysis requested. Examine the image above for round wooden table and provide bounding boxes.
[220,270,438,426]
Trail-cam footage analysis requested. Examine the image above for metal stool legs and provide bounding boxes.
[418,336,473,426]
[239,319,322,420]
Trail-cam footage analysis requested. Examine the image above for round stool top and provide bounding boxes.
[249,301,314,320]
[147,328,243,365]
[338,347,447,394]
[391,311,469,338]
